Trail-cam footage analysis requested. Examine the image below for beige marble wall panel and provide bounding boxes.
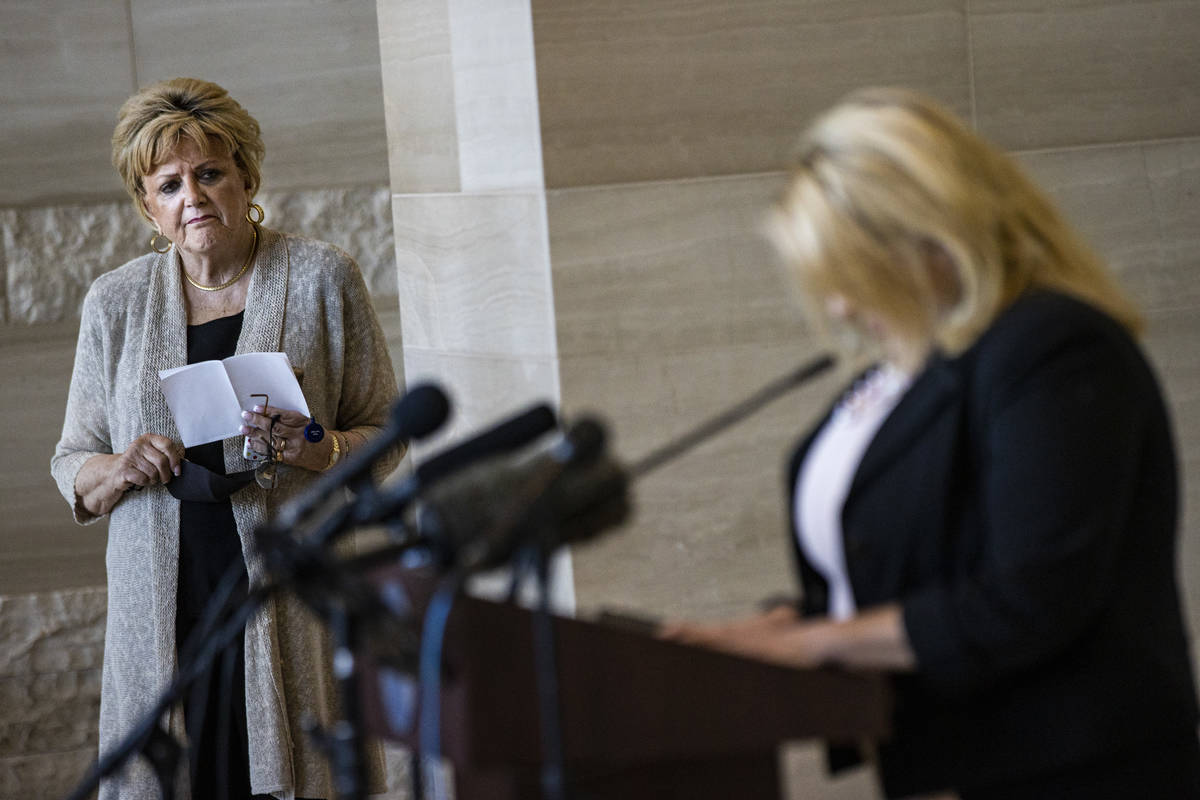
[782,743,877,798]
[391,192,555,357]
[0,0,134,207]
[130,0,388,191]
[447,0,544,192]
[1144,138,1200,311]
[547,174,841,615]
[1015,145,1166,308]
[548,173,797,359]
[374,304,408,393]
[531,0,970,188]
[376,0,461,193]
[1016,138,1200,313]
[0,323,106,596]
[562,342,839,619]
[971,0,1200,151]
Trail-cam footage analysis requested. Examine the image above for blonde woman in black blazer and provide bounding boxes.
[666,88,1200,799]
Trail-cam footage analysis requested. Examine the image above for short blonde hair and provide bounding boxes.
[112,77,264,224]
[769,87,1141,361]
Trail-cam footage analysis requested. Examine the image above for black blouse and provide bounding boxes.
[177,311,247,628]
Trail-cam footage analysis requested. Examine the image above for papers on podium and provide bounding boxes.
[159,352,311,447]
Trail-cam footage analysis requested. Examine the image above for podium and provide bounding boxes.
[361,568,891,799]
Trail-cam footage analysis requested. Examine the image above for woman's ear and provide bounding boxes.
[922,239,963,308]
[138,194,154,226]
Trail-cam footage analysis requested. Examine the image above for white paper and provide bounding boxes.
[159,352,311,447]
[222,353,310,419]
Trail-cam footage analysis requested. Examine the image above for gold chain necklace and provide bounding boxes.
[182,225,258,292]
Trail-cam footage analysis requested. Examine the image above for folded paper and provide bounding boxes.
[159,352,310,447]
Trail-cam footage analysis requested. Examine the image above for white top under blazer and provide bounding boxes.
[795,363,912,620]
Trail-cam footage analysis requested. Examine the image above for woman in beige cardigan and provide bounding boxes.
[51,77,400,800]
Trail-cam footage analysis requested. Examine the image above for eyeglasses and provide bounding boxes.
[254,446,281,489]
[252,396,283,489]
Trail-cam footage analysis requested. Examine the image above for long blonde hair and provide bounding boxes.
[769,88,1141,363]
[112,77,265,225]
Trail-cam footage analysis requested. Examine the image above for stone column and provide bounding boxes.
[377,0,572,607]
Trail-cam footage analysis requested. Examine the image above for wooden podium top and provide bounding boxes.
[360,567,891,771]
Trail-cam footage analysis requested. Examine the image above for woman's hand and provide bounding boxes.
[661,605,838,669]
[75,433,183,517]
[661,604,916,671]
[240,404,335,473]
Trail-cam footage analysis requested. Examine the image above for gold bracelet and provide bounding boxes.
[323,432,342,471]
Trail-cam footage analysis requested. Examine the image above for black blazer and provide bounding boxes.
[787,290,1198,797]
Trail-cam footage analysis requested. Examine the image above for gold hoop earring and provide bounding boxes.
[149,231,172,254]
[246,203,265,225]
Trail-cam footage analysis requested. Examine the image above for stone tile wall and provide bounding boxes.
[5,0,1200,798]
[0,588,105,800]
[378,1,1200,798]
[0,0,389,207]
[532,0,971,187]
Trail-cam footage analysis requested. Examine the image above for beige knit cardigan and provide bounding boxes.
[51,229,400,799]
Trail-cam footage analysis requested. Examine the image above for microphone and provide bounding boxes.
[412,418,631,571]
[629,353,835,477]
[416,403,557,483]
[351,402,559,527]
[397,354,834,570]
[274,383,451,529]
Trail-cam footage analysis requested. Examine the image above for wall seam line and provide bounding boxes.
[124,0,139,91]
[965,0,978,129]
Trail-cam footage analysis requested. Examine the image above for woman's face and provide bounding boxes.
[824,291,924,371]
[141,137,251,263]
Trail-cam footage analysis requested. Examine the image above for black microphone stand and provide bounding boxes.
[528,543,569,800]
[629,353,834,477]
[320,599,369,800]
[255,526,431,800]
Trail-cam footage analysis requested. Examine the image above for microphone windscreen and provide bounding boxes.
[415,403,557,483]
[556,417,606,465]
[393,383,451,440]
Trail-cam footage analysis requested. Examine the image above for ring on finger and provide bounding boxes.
[271,435,285,452]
